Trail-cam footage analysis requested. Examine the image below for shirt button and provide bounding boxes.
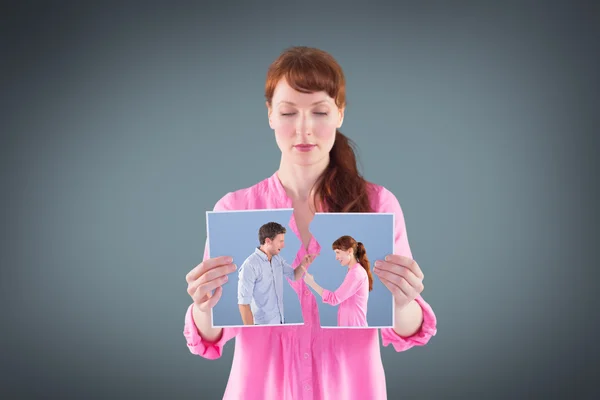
[304,352,309,359]
[305,290,310,295]
[304,384,311,391]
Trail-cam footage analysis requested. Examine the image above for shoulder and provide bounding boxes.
[240,253,260,273]
[366,181,404,215]
[352,264,367,276]
[212,175,274,211]
[274,254,288,265]
[243,252,259,265]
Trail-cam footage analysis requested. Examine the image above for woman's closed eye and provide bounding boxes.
[280,112,328,116]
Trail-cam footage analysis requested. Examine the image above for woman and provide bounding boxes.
[183,46,437,400]
[303,235,372,327]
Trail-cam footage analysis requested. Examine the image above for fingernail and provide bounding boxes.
[231,264,237,270]
[375,260,382,267]
[226,257,233,263]
[385,256,390,261]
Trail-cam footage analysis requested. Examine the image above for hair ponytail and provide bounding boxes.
[313,131,373,213]
[355,242,373,291]
[332,236,374,291]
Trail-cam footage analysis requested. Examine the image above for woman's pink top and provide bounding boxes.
[183,172,437,400]
[322,263,369,327]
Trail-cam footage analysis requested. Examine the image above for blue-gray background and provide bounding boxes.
[207,209,304,326]
[309,213,394,327]
[1,1,598,399]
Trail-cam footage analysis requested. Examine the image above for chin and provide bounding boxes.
[291,151,327,166]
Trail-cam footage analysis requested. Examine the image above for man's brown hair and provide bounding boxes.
[259,222,287,245]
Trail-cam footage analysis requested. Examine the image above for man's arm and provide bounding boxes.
[283,260,306,281]
[283,255,316,281]
[237,260,256,325]
[238,304,254,325]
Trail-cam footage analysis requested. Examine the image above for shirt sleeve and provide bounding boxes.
[237,259,257,305]
[281,257,296,281]
[322,268,364,306]
[375,186,438,351]
[183,192,240,360]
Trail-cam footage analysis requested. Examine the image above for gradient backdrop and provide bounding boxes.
[2,1,598,399]
[207,209,304,326]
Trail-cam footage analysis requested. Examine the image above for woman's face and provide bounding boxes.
[334,248,354,266]
[267,78,344,167]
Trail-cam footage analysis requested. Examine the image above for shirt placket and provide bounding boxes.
[269,260,283,324]
[298,251,319,398]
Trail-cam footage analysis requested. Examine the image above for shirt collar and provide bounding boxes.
[254,246,271,262]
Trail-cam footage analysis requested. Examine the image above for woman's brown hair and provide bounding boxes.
[264,46,373,213]
[332,235,373,291]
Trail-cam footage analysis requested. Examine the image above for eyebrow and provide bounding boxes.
[277,100,328,106]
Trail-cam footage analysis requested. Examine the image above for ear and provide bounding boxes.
[266,101,274,129]
[337,107,345,129]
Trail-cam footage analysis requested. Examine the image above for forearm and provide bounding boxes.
[393,300,423,337]
[294,263,306,281]
[239,304,254,325]
[192,304,223,343]
[307,280,324,297]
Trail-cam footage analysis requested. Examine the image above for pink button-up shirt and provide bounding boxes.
[322,262,369,327]
[183,172,437,400]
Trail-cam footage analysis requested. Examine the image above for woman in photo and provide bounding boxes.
[184,46,437,400]
[302,235,372,327]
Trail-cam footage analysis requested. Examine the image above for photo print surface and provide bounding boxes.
[206,209,310,327]
[306,213,395,328]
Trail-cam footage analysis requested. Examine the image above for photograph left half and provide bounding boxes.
[206,209,311,328]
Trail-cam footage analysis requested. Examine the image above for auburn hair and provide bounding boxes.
[332,235,373,291]
[264,46,373,213]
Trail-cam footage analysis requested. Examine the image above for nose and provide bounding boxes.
[295,113,313,136]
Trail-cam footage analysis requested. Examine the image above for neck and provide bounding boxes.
[348,259,357,269]
[276,155,329,202]
[259,246,272,261]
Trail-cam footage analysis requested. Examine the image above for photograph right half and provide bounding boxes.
[305,212,395,328]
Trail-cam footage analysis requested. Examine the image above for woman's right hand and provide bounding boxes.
[186,255,237,313]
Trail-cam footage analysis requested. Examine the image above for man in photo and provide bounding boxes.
[238,222,316,325]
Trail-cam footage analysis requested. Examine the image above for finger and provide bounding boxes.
[375,267,423,295]
[379,274,418,300]
[381,256,424,279]
[187,263,236,296]
[398,276,419,298]
[374,262,421,289]
[186,256,233,283]
[373,267,404,288]
[378,275,407,301]
[203,286,223,309]
[199,263,237,285]
[192,277,226,305]
[192,275,229,303]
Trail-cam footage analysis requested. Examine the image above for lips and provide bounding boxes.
[294,144,316,152]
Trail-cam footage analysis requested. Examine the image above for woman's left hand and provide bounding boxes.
[373,255,424,310]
